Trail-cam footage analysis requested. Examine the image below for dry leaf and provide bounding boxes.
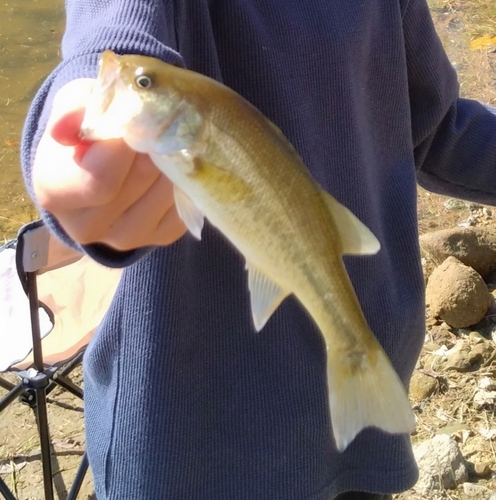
[0,461,26,474]
[478,376,496,391]
[51,438,82,449]
[469,35,496,50]
[473,389,496,409]
[478,428,496,440]
[452,429,472,443]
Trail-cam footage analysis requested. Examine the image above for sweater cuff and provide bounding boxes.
[21,44,184,267]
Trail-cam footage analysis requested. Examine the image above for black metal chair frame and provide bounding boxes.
[0,222,89,500]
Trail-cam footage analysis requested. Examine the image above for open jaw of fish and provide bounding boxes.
[80,50,416,451]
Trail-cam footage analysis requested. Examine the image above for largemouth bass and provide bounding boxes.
[80,50,415,451]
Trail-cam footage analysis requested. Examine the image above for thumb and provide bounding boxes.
[49,78,96,123]
[50,109,87,146]
[48,78,97,158]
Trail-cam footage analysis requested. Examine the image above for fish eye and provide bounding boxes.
[135,75,153,89]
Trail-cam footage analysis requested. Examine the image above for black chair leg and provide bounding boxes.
[0,378,15,392]
[0,383,25,412]
[35,388,55,500]
[66,453,89,500]
[0,476,17,500]
[2,268,89,499]
[52,374,84,400]
[25,270,55,500]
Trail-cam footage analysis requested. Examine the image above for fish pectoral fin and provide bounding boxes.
[191,158,253,204]
[173,185,205,240]
[320,189,380,255]
[246,263,289,332]
[327,341,416,452]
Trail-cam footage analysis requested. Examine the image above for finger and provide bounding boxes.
[91,152,162,223]
[48,79,97,159]
[50,79,95,122]
[100,174,187,250]
[60,153,163,244]
[34,138,137,213]
[78,140,146,205]
[152,203,189,246]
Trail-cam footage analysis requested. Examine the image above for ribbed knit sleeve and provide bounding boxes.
[21,0,184,266]
[403,0,496,204]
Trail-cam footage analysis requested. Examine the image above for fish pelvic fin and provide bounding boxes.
[327,342,415,452]
[319,189,380,256]
[173,184,205,240]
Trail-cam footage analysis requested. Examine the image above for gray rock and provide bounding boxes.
[429,324,457,349]
[469,331,487,343]
[486,291,496,326]
[462,482,491,497]
[420,227,496,279]
[425,257,491,328]
[444,346,482,372]
[471,342,496,366]
[413,434,468,494]
[473,461,492,478]
[443,198,469,211]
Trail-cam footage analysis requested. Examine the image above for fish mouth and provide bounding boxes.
[80,51,128,140]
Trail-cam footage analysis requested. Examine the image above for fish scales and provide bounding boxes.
[194,102,367,354]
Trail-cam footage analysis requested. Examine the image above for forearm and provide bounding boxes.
[21,0,184,266]
[403,0,496,205]
[416,98,496,205]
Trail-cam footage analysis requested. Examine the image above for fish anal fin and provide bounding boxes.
[246,263,289,331]
[173,185,205,240]
[327,342,416,452]
[320,190,380,256]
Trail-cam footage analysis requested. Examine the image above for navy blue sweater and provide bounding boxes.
[22,0,496,498]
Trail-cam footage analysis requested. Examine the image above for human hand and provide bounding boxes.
[32,79,187,251]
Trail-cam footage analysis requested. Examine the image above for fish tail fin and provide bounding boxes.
[327,342,415,452]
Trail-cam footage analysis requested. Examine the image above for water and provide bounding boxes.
[0,0,64,240]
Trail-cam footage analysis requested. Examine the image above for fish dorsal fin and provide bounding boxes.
[320,189,380,255]
[246,262,289,331]
[173,185,205,240]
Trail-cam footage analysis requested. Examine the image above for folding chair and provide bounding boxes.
[0,220,122,499]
